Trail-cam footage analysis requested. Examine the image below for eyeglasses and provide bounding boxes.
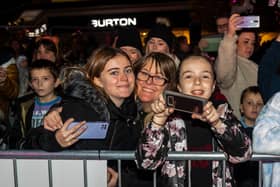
[137,71,168,86]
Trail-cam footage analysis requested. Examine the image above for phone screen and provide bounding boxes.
[68,121,109,139]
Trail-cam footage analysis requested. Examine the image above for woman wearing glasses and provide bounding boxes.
[119,52,177,186]
[134,52,177,114]
[136,55,252,187]
[41,51,177,187]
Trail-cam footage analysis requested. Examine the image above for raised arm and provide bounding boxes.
[215,14,242,89]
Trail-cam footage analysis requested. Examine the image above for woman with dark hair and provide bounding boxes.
[33,38,60,64]
[115,27,143,65]
[215,13,258,119]
[145,24,181,68]
[134,52,177,110]
[42,50,178,187]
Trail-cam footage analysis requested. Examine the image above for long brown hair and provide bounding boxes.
[84,46,132,99]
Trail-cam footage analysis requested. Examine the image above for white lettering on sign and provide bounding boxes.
[91,17,137,28]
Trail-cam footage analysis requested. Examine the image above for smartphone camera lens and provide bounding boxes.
[167,96,175,107]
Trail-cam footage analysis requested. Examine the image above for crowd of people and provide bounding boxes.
[0,10,280,187]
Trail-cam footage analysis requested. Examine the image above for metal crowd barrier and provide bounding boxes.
[1,150,280,187]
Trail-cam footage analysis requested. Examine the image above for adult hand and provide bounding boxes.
[191,101,222,128]
[55,118,87,147]
[198,39,209,50]
[0,67,7,86]
[43,107,63,131]
[227,14,243,37]
[107,167,118,187]
[150,94,174,127]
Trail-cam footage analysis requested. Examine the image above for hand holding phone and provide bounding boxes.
[68,121,109,139]
[164,90,207,114]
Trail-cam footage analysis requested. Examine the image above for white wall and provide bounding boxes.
[0,159,107,187]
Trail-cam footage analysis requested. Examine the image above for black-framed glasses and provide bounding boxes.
[137,71,168,86]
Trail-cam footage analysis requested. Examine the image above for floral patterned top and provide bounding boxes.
[136,103,252,187]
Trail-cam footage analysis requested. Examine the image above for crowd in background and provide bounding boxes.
[1,5,280,187]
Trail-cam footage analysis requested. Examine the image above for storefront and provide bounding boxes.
[19,1,200,45]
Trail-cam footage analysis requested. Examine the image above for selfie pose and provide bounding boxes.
[40,47,147,187]
[38,66,110,150]
[136,55,252,187]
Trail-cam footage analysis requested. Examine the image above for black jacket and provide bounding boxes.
[38,96,111,151]
[106,95,140,151]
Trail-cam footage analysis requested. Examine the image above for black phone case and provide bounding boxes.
[164,90,207,114]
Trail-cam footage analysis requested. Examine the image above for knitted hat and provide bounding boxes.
[116,27,143,54]
[145,24,175,49]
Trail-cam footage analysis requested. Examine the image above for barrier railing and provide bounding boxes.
[1,150,280,187]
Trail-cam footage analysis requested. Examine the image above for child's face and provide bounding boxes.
[30,68,59,102]
[177,58,215,99]
[240,92,264,122]
[36,45,56,62]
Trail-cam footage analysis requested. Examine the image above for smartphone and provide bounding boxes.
[164,90,207,114]
[237,16,260,28]
[68,121,109,139]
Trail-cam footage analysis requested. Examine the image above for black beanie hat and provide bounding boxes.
[0,46,15,66]
[145,24,175,49]
[116,27,143,54]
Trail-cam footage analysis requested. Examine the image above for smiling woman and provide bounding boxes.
[38,46,150,187]
[215,13,258,119]
[136,55,252,187]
